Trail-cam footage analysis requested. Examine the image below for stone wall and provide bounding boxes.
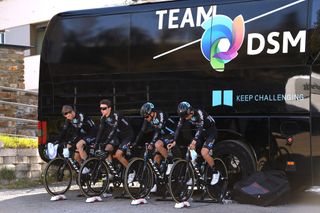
[0,44,38,136]
[0,148,45,180]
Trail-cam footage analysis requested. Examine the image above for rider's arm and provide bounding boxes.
[84,115,96,134]
[106,113,119,143]
[57,120,70,143]
[134,119,148,145]
[193,110,204,142]
[173,117,184,142]
[150,111,165,144]
[95,116,106,144]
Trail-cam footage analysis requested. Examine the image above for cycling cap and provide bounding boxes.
[177,101,192,117]
[140,102,155,117]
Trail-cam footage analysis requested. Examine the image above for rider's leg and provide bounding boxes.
[74,152,81,165]
[201,147,214,167]
[201,137,216,168]
[76,139,87,161]
[155,140,168,160]
[154,153,162,165]
[202,141,220,185]
[114,149,128,168]
[105,144,114,162]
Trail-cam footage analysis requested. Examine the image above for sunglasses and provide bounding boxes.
[63,111,72,116]
[100,107,109,111]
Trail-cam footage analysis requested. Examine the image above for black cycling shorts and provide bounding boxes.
[202,134,215,150]
[156,135,174,147]
[83,136,96,145]
[118,136,134,152]
[107,136,133,152]
[71,136,95,145]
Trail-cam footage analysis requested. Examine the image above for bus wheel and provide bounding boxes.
[214,140,256,187]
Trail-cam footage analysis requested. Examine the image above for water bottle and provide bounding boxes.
[190,150,198,166]
[89,147,95,156]
[200,162,206,173]
[63,148,70,158]
[167,149,173,162]
[160,160,166,174]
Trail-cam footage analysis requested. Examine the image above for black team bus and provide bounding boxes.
[38,0,320,189]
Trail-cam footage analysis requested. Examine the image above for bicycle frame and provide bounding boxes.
[185,150,207,189]
[143,143,170,183]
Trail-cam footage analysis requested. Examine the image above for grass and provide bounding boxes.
[0,168,42,190]
[0,178,42,189]
[0,135,37,148]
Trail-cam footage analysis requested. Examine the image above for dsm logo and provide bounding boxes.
[212,90,233,107]
[201,15,245,72]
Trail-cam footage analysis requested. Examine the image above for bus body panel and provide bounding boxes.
[39,0,320,186]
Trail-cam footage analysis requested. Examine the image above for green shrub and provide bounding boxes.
[0,135,37,148]
[0,168,16,182]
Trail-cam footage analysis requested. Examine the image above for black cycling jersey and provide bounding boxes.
[174,109,217,143]
[136,110,176,145]
[95,111,134,144]
[58,112,96,143]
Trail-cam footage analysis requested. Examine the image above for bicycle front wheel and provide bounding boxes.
[124,157,154,200]
[43,158,72,196]
[78,158,109,197]
[168,159,194,203]
[205,158,228,202]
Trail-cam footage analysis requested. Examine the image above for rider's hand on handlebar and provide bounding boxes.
[147,143,154,150]
[167,141,176,150]
[189,140,197,150]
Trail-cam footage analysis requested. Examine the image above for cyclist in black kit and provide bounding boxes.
[96,99,134,168]
[59,105,96,165]
[137,102,177,166]
[171,101,220,185]
[135,102,177,192]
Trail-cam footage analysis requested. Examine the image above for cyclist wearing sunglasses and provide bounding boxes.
[136,102,177,174]
[172,101,220,185]
[59,105,97,164]
[95,99,134,168]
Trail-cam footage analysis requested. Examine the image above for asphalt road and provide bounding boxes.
[0,187,320,213]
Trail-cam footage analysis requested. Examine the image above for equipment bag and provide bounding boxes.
[233,170,290,206]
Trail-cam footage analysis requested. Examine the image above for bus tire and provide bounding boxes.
[214,140,256,186]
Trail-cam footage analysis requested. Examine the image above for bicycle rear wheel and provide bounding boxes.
[168,159,194,203]
[44,158,72,196]
[124,157,154,200]
[78,158,109,197]
[205,158,228,202]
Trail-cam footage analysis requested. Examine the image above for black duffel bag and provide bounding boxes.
[233,170,290,206]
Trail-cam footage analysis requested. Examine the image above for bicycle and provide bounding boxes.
[78,143,132,197]
[43,142,94,196]
[123,143,173,200]
[168,147,228,203]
